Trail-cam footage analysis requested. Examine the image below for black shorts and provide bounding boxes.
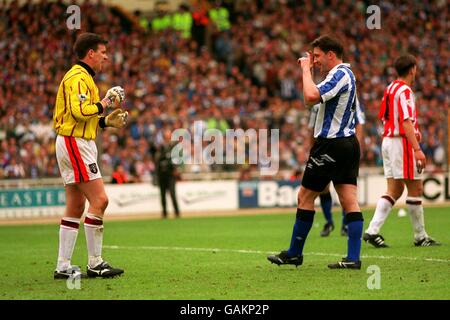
[302,135,360,192]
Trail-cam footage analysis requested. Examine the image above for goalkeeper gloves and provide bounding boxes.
[102,86,125,108]
[104,109,128,128]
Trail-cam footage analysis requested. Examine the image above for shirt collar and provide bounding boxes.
[76,61,96,77]
[329,62,351,73]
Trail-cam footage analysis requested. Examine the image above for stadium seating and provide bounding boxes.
[0,0,447,180]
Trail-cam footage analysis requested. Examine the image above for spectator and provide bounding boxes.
[111,164,128,184]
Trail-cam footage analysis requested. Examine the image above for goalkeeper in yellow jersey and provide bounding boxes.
[53,33,127,279]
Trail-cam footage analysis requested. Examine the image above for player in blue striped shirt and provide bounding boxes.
[268,35,364,269]
[309,99,366,237]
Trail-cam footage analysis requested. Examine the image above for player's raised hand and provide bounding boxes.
[105,108,128,128]
[102,86,125,108]
[297,52,313,71]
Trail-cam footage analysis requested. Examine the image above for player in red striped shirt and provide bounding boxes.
[363,54,440,247]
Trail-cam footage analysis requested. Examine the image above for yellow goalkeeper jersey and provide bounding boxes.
[53,62,104,140]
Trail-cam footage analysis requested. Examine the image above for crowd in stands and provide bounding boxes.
[0,0,448,182]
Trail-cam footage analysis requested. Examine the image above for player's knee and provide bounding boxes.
[94,194,109,212]
[337,193,350,206]
[338,194,359,212]
[387,182,404,200]
[101,195,109,211]
[297,192,312,208]
[391,188,404,200]
[408,186,423,198]
[415,183,423,196]
[415,189,423,198]
[297,193,303,206]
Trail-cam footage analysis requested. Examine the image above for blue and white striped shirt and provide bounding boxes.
[313,63,358,139]
[309,98,365,130]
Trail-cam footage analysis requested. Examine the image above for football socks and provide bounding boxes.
[320,192,333,224]
[366,195,395,235]
[346,212,364,262]
[406,197,428,241]
[287,209,315,257]
[84,213,104,268]
[57,217,80,271]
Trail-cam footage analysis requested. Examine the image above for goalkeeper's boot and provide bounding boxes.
[414,237,441,247]
[87,261,124,278]
[267,250,303,267]
[320,222,335,237]
[328,257,361,269]
[54,265,86,280]
[363,233,389,248]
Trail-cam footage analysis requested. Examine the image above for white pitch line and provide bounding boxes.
[104,245,450,263]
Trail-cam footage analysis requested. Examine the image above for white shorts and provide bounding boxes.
[382,136,422,180]
[55,135,102,185]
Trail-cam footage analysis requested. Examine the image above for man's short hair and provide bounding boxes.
[73,33,108,59]
[311,35,344,59]
[394,54,417,77]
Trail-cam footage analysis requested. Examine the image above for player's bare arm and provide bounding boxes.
[355,124,363,145]
[402,119,425,173]
[298,52,321,106]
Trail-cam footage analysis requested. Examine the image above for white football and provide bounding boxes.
[398,208,407,217]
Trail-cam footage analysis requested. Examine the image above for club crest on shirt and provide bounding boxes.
[77,93,87,102]
[89,163,98,174]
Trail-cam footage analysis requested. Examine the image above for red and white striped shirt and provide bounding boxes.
[378,80,419,137]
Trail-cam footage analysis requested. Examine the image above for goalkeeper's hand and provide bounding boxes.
[102,86,125,108]
[105,109,128,128]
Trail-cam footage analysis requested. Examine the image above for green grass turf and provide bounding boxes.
[0,207,449,300]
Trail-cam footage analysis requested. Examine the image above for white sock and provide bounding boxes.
[366,195,395,235]
[406,197,428,241]
[56,217,80,271]
[84,213,104,268]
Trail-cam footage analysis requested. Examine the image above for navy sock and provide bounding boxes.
[287,209,315,257]
[320,192,333,224]
[345,212,364,262]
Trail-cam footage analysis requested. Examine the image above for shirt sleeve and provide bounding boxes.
[355,97,366,125]
[67,75,103,121]
[316,69,349,103]
[308,104,319,129]
[399,89,414,122]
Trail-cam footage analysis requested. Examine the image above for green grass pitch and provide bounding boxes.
[0,207,449,300]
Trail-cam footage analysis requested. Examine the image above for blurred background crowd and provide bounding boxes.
[0,0,448,182]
